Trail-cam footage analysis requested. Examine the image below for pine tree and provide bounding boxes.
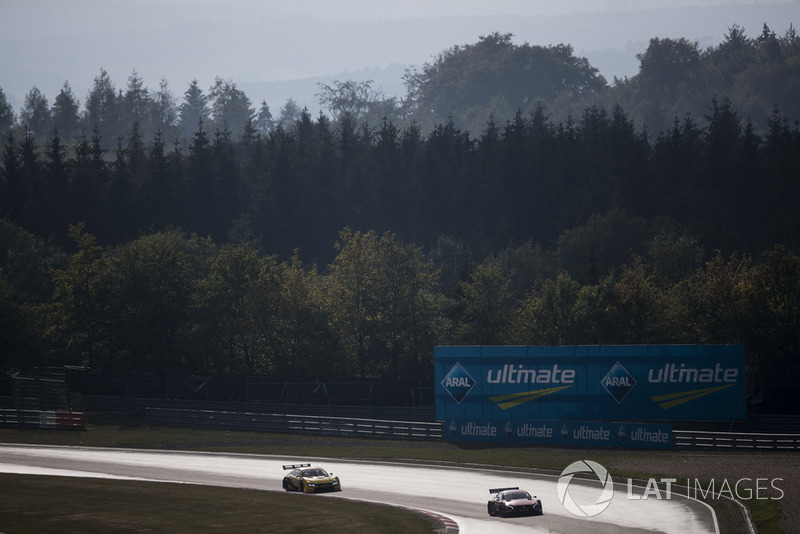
[122,70,151,138]
[19,86,51,141]
[255,100,275,134]
[44,130,69,239]
[152,78,178,139]
[0,87,15,135]
[51,81,81,141]
[178,79,209,141]
[0,133,21,219]
[83,68,119,148]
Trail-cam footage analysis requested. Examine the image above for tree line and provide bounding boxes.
[0,23,798,407]
[0,71,298,151]
[1,24,797,146]
[1,221,798,407]
[401,25,800,135]
[1,95,798,263]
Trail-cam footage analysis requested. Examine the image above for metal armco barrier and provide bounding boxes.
[145,408,443,440]
[144,408,800,450]
[673,430,800,450]
[86,395,436,421]
[0,409,85,430]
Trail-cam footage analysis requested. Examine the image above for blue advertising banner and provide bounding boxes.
[435,345,746,424]
[445,418,673,449]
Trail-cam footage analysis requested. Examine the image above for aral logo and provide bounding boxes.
[441,362,475,404]
[602,361,636,404]
[448,420,458,437]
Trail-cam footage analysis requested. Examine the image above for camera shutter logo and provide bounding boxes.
[441,362,476,404]
[557,460,614,517]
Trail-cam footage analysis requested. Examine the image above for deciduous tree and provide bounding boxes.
[455,260,513,345]
[208,77,254,137]
[49,223,109,367]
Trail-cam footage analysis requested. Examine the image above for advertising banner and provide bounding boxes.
[435,345,746,424]
[445,418,673,449]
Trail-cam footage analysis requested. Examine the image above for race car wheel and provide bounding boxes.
[487,504,494,516]
[282,478,289,491]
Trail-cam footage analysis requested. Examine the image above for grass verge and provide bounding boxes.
[1,419,795,533]
[0,473,436,534]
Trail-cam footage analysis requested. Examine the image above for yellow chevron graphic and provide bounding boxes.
[650,384,736,409]
[489,385,573,410]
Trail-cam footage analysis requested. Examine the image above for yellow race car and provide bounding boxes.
[282,463,342,493]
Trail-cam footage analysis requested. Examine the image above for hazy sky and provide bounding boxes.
[1,0,798,113]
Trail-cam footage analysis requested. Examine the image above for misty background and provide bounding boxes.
[1,0,798,115]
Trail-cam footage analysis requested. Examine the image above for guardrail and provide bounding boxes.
[0,409,85,430]
[86,395,436,421]
[145,407,443,440]
[673,430,800,450]
[5,404,796,451]
[145,408,800,450]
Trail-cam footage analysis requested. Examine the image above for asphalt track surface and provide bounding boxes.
[0,444,718,533]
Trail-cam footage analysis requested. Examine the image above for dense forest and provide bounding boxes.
[0,24,798,408]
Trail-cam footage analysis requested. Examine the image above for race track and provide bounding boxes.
[0,444,717,533]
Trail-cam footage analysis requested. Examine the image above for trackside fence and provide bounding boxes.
[0,409,85,430]
[86,395,436,421]
[145,407,443,440]
[144,408,800,449]
[673,430,800,450]
[2,404,797,450]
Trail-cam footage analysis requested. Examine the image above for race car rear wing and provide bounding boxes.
[282,463,312,470]
[489,486,519,494]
